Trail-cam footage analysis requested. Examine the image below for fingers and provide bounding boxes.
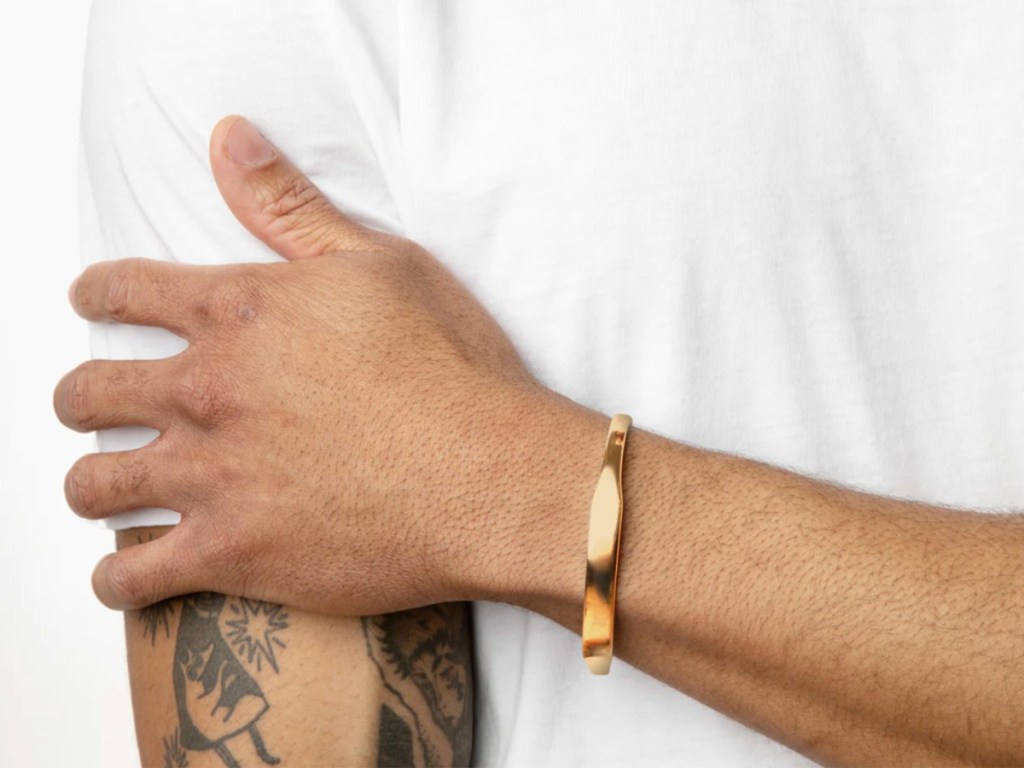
[54,358,176,432]
[64,447,190,520]
[92,527,213,610]
[210,115,379,260]
[69,257,212,335]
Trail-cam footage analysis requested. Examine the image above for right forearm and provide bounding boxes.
[118,527,473,767]
[121,535,379,767]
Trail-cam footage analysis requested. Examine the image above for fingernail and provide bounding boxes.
[224,117,276,169]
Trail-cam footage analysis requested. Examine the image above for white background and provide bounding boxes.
[0,2,138,765]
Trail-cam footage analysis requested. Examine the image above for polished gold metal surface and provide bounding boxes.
[582,413,632,675]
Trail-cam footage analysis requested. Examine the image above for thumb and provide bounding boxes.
[210,115,373,260]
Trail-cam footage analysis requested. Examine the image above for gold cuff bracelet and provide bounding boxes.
[582,413,632,675]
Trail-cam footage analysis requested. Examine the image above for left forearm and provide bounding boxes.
[467,392,1024,765]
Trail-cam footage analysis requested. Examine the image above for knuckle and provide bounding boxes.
[104,555,147,608]
[105,261,141,322]
[111,455,153,499]
[65,458,99,517]
[60,364,94,427]
[261,175,339,253]
[263,174,324,220]
[177,365,239,425]
[197,273,264,325]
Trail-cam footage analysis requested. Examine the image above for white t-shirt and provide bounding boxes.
[80,2,1024,764]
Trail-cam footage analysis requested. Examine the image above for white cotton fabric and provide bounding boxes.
[80,2,1024,765]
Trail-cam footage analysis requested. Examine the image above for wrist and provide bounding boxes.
[450,385,609,617]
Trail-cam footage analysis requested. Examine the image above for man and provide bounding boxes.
[59,2,1024,765]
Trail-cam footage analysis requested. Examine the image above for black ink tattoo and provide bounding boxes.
[140,600,175,645]
[363,604,474,767]
[169,593,284,767]
[225,599,289,674]
[162,727,189,768]
[377,703,414,768]
[134,535,177,646]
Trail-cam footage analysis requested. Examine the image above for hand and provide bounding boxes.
[55,116,547,614]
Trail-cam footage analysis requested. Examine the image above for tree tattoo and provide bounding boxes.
[140,600,175,646]
[149,593,288,767]
[363,604,474,767]
[162,727,188,768]
[136,534,175,647]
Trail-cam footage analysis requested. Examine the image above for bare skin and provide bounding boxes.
[56,116,1024,765]
[500,414,1024,765]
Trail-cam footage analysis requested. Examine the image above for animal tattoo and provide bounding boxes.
[142,593,473,766]
[145,593,287,768]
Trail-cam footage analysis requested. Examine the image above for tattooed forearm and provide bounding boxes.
[146,593,287,767]
[363,604,474,767]
[126,527,421,766]
[128,525,469,766]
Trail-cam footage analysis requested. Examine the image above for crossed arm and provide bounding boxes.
[74,107,475,765]
[74,6,480,762]
[58,115,1024,766]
